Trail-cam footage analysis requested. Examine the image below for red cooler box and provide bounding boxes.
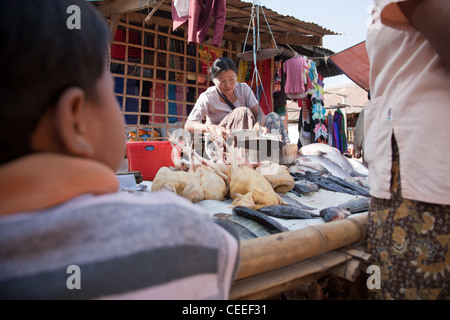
[126,141,175,181]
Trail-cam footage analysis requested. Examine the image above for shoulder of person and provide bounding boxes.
[235,82,251,93]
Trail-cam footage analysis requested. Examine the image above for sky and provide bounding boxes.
[241,0,374,88]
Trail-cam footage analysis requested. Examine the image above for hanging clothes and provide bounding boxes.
[327,111,334,147]
[237,60,250,83]
[311,95,327,143]
[245,59,272,115]
[333,108,348,154]
[308,65,327,144]
[297,96,313,148]
[273,57,287,114]
[300,99,311,141]
[173,0,190,18]
[172,0,226,47]
[283,55,307,96]
[168,84,178,123]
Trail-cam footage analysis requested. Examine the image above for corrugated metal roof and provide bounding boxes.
[228,0,338,36]
[225,0,338,48]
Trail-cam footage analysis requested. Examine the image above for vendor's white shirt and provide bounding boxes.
[188,82,259,125]
[365,0,450,204]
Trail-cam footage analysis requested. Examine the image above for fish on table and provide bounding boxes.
[299,143,370,178]
[320,206,351,222]
[295,172,369,197]
[258,205,320,220]
[299,143,355,176]
[288,164,326,176]
[290,179,320,196]
[277,193,316,210]
[232,206,289,234]
[295,155,352,180]
[320,174,371,197]
[336,197,371,213]
[212,213,271,240]
[319,196,371,222]
[346,158,369,177]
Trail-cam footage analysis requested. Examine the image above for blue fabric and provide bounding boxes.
[168,84,178,123]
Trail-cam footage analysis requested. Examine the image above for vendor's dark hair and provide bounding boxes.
[210,57,238,80]
[0,0,110,164]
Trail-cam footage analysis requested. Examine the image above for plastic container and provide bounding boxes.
[126,141,175,181]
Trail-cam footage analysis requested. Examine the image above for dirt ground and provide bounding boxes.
[267,273,370,300]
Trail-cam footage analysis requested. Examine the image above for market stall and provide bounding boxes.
[94,0,342,145]
[117,140,372,300]
[98,0,372,300]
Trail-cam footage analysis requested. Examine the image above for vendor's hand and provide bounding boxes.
[207,124,231,140]
[253,122,268,135]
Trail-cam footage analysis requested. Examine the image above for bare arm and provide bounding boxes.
[250,104,267,126]
[398,0,450,68]
[185,119,209,134]
[185,120,231,138]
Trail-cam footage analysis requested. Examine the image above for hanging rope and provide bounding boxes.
[239,0,281,133]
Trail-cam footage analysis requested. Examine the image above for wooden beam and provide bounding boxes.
[230,250,354,300]
[144,0,165,23]
[109,13,122,44]
[236,32,323,47]
[275,34,323,47]
[236,213,368,280]
[98,0,159,14]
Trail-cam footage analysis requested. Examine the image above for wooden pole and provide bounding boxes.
[236,212,368,280]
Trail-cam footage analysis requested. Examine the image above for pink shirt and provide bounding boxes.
[283,56,307,94]
[365,0,450,204]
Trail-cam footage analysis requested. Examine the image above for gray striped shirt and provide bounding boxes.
[0,191,239,299]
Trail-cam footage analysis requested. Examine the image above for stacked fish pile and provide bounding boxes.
[289,143,370,197]
[212,144,372,240]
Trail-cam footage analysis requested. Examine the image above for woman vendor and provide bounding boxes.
[185,57,289,158]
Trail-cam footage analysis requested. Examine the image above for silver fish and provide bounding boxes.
[291,179,320,196]
[212,213,271,239]
[346,158,369,177]
[319,197,371,222]
[300,143,354,175]
[258,205,320,219]
[322,174,371,197]
[320,206,350,222]
[295,155,352,180]
[288,164,326,175]
[232,206,289,233]
[337,197,370,213]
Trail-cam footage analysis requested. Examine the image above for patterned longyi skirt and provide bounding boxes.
[367,136,450,300]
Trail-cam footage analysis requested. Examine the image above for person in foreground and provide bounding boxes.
[365,0,449,299]
[184,57,290,158]
[0,0,239,300]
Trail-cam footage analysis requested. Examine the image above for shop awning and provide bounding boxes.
[329,41,370,92]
